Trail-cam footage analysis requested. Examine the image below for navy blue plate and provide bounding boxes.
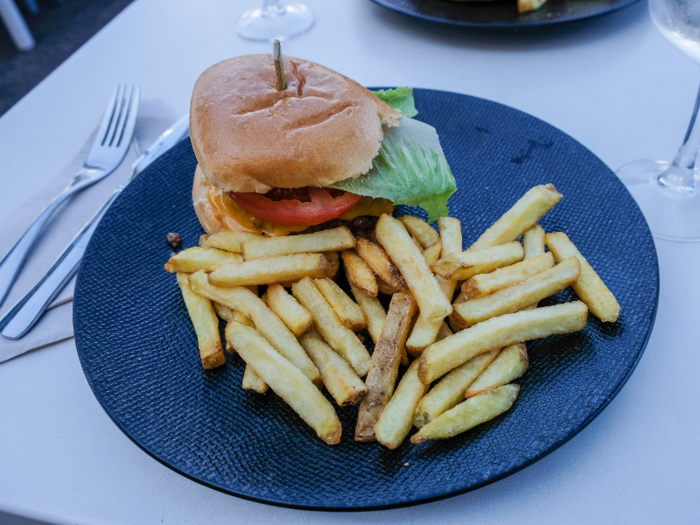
[370,0,640,28]
[74,89,658,511]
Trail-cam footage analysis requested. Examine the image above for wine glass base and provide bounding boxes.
[617,159,700,242]
[236,4,315,42]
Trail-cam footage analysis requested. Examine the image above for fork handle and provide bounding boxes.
[0,190,118,339]
[0,172,97,308]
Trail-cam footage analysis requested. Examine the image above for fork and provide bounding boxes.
[0,84,140,308]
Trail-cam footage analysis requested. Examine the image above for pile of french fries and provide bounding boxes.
[165,183,621,448]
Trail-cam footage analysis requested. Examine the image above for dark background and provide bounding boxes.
[0,0,134,117]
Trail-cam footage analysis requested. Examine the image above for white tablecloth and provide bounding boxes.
[1,1,699,523]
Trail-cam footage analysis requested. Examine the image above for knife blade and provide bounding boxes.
[0,114,190,340]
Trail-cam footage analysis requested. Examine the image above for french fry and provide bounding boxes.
[313,278,367,331]
[523,224,545,259]
[242,366,268,393]
[376,214,453,321]
[422,241,442,265]
[374,360,430,449]
[406,217,462,354]
[341,249,378,297]
[242,227,355,260]
[468,184,562,251]
[299,330,366,406]
[461,252,554,300]
[355,292,417,442]
[454,256,580,328]
[165,247,243,273]
[198,234,209,247]
[449,293,468,332]
[175,272,225,369]
[292,277,372,377]
[399,215,440,249]
[266,283,313,337]
[233,310,255,328]
[413,349,500,428]
[418,301,588,384]
[212,301,234,322]
[355,237,407,291]
[225,322,342,445]
[207,252,338,287]
[545,232,621,322]
[377,277,401,295]
[411,384,520,444]
[205,231,261,253]
[189,271,321,384]
[349,283,386,344]
[518,0,548,13]
[465,343,528,398]
[436,321,453,342]
[431,241,524,281]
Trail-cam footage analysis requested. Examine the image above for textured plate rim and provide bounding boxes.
[74,88,659,512]
[368,0,641,28]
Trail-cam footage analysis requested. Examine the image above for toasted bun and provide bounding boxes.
[192,165,223,235]
[190,54,402,194]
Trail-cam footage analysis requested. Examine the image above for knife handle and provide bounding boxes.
[0,191,118,340]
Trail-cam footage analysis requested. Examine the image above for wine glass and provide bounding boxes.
[236,0,315,42]
[616,0,700,241]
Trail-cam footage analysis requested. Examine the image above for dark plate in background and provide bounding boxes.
[370,0,640,28]
[73,89,658,510]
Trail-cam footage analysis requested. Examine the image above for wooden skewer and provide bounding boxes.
[273,39,287,91]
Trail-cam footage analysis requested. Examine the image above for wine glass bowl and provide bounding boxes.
[236,1,315,42]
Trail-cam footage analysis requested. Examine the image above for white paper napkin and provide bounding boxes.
[0,99,178,363]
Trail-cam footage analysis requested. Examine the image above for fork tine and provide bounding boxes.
[104,84,128,147]
[115,86,141,149]
[93,84,121,147]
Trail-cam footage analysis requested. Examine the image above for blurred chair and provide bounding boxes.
[0,0,36,51]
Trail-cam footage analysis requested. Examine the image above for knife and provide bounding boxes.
[0,114,190,340]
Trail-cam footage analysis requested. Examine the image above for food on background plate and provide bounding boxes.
[164,46,623,448]
[448,0,550,14]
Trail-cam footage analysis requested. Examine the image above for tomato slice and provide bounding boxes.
[227,188,364,226]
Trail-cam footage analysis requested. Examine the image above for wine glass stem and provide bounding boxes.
[659,82,700,192]
[262,0,285,16]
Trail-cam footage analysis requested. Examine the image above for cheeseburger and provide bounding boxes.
[190,53,456,237]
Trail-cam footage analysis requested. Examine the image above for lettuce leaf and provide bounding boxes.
[329,89,456,222]
[373,87,418,118]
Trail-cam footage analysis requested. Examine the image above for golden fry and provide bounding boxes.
[545,232,621,322]
[299,330,366,406]
[422,241,442,265]
[399,215,440,249]
[468,184,562,251]
[376,214,452,321]
[461,252,554,300]
[341,249,378,297]
[349,283,386,344]
[377,277,401,295]
[242,366,268,393]
[465,343,528,398]
[523,224,545,259]
[207,252,338,287]
[212,301,234,322]
[454,256,581,328]
[418,301,588,384]
[165,247,243,273]
[519,0,548,13]
[313,278,367,331]
[292,277,371,377]
[206,231,261,253]
[189,271,320,384]
[242,227,355,260]
[175,272,225,369]
[374,360,430,449]
[414,349,500,428]
[226,322,342,444]
[411,384,520,444]
[355,293,417,442]
[266,283,313,337]
[198,234,209,247]
[355,237,408,291]
[431,241,524,281]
